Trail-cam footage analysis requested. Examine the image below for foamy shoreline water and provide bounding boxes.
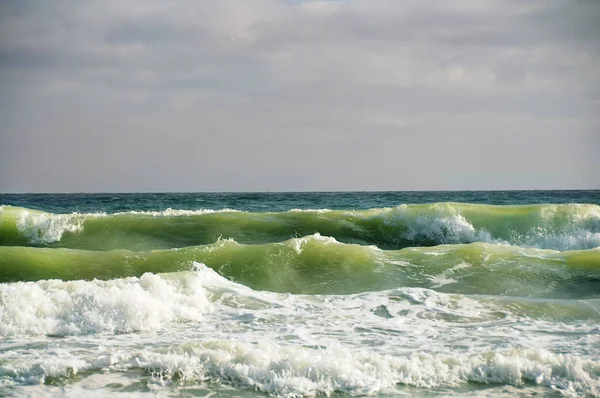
[1,192,599,397]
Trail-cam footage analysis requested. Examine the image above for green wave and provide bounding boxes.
[1,235,599,298]
[1,203,599,251]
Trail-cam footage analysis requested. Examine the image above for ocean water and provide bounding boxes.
[0,191,599,397]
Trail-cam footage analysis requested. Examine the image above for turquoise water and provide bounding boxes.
[1,191,599,397]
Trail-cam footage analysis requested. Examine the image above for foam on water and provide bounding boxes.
[2,340,599,397]
[2,194,600,397]
[14,210,91,245]
[289,232,340,255]
[0,270,211,336]
[112,207,241,217]
[1,263,599,396]
[383,203,600,251]
[428,262,472,288]
[385,205,495,245]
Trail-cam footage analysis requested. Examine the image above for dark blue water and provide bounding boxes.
[1,190,599,213]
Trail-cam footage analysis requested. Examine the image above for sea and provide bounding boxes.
[0,191,599,397]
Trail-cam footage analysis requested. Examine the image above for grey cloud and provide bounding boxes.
[0,0,598,192]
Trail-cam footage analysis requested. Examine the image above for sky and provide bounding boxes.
[0,0,599,192]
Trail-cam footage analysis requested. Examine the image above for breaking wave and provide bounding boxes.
[1,203,599,251]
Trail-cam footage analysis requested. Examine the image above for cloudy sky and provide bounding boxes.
[0,0,598,192]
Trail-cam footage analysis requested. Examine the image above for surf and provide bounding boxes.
[1,236,599,298]
[1,263,599,396]
[1,202,599,251]
[2,194,600,397]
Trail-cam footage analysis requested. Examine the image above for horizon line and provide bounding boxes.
[1,188,599,195]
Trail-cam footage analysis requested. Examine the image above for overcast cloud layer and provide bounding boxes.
[0,0,599,192]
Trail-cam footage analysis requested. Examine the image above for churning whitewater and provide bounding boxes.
[0,192,599,397]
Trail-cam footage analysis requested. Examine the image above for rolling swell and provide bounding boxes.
[1,202,599,251]
[1,235,599,298]
[2,193,600,397]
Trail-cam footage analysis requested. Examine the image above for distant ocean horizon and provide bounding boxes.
[1,190,599,397]
[3,188,599,193]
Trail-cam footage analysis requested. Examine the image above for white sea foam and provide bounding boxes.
[0,263,599,396]
[382,203,600,250]
[14,211,92,244]
[1,340,598,397]
[289,208,332,213]
[429,262,472,288]
[112,208,241,217]
[111,343,600,397]
[385,205,495,245]
[288,232,339,254]
[0,270,211,336]
[519,229,600,252]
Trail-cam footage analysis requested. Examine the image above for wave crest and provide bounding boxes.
[1,203,599,251]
